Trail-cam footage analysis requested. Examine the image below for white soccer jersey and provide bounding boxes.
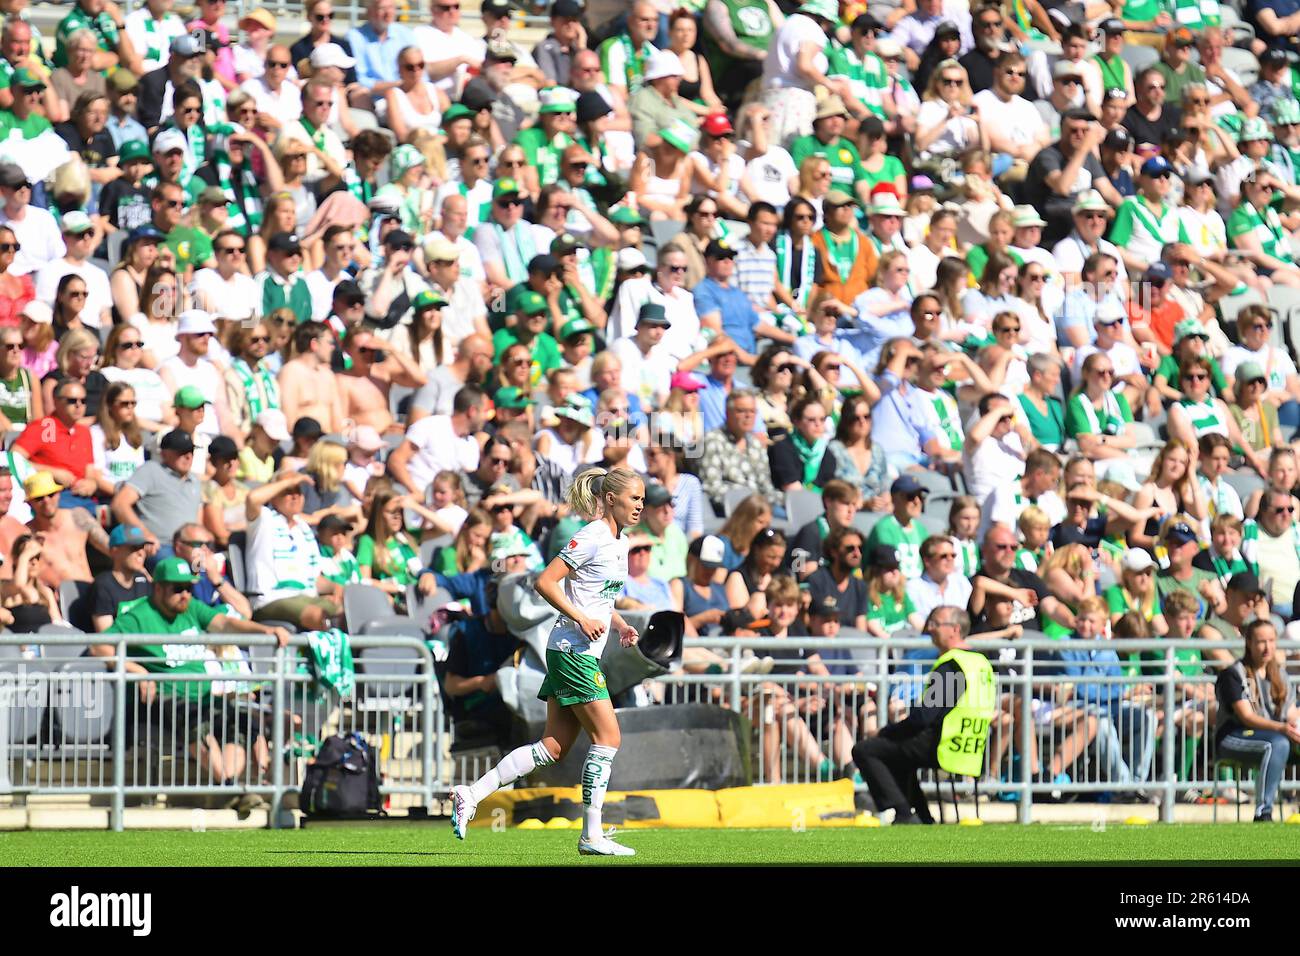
[548,519,628,658]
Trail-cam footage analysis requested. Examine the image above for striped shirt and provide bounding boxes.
[734,239,778,314]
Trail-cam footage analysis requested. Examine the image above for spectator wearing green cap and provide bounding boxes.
[373,143,433,237]
[1269,99,1300,188]
[491,288,562,382]
[1150,316,1228,409]
[514,87,578,190]
[0,65,52,144]
[1228,361,1285,455]
[473,177,538,292]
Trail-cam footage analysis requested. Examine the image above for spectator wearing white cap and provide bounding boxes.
[1052,189,1128,288]
[0,162,64,277]
[33,211,110,328]
[421,236,490,347]
[158,309,234,442]
[759,0,850,147]
[630,49,699,149]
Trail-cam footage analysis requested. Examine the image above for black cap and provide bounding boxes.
[934,19,960,38]
[868,544,900,570]
[383,229,415,251]
[208,435,239,461]
[575,90,612,124]
[551,233,582,257]
[317,514,354,537]
[637,302,671,327]
[528,252,562,275]
[267,231,301,255]
[1227,572,1266,596]
[333,279,364,304]
[704,238,737,259]
[1103,127,1132,151]
[1262,48,1289,67]
[0,162,27,188]
[810,592,841,618]
[851,12,883,32]
[551,0,584,16]
[460,84,496,112]
[160,429,195,454]
[482,0,512,15]
[292,416,324,439]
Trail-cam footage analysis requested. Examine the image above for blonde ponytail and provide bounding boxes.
[565,466,642,521]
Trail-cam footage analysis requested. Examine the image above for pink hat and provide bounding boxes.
[349,425,384,453]
[670,372,705,393]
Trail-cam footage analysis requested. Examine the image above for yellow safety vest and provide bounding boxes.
[932,648,997,777]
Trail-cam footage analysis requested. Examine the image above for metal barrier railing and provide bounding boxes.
[0,633,440,832]
[653,636,1298,823]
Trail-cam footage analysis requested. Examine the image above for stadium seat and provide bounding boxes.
[406,583,454,625]
[227,530,249,595]
[356,644,424,706]
[785,488,825,531]
[53,659,113,747]
[851,510,886,537]
[0,660,44,745]
[343,584,412,635]
[419,535,452,570]
[1223,469,1265,503]
[58,581,94,634]
[1219,46,1259,85]
[924,493,958,528]
[910,469,956,496]
[1119,44,1159,75]
[722,485,754,518]
[917,514,947,536]
[1217,288,1264,332]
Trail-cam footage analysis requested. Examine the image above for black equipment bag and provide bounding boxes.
[300,732,382,817]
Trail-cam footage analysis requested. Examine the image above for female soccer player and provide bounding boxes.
[450,467,644,856]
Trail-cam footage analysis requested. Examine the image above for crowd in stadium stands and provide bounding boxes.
[3,0,1300,816]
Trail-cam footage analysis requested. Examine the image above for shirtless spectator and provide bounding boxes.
[338,325,426,436]
[0,467,26,564]
[278,321,345,435]
[24,470,108,586]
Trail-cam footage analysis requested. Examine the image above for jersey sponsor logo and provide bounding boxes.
[568,538,578,550]
[838,148,853,164]
[593,670,606,688]
[598,580,623,598]
[557,638,572,653]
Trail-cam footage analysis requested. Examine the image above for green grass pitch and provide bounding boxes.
[0,823,1295,866]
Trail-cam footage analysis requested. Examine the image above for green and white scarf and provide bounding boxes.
[822,228,858,282]
[232,357,279,421]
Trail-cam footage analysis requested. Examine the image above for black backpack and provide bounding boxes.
[300,732,383,818]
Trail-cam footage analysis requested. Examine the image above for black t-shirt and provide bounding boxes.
[1122,103,1183,150]
[288,34,358,85]
[97,178,151,232]
[958,47,997,94]
[90,570,150,622]
[892,658,965,738]
[970,567,1049,629]
[42,369,108,418]
[1049,515,1108,550]
[1024,142,1107,240]
[443,618,520,721]
[54,122,117,170]
[1214,660,1284,743]
[784,517,827,575]
[806,567,869,627]
[768,435,836,490]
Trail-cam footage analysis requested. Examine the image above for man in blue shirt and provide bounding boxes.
[693,239,787,364]
[870,340,940,474]
[346,0,415,93]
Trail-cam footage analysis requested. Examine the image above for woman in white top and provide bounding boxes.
[385,45,449,145]
[914,59,983,163]
[630,132,693,222]
[758,0,850,147]
[1012,260,1060,358]
[687,114,748,219]
[97,324,174,433]
[90,382,147,494]
[129,265,184,367]
[960,250,1024,329]
[450,467,645,857]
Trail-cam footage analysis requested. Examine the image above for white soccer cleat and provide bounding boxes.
[450,785,477,840]
[578,828,636,856]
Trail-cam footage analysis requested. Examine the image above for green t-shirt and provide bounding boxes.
[1108,195,1188,263]
[1017,393,1066,450]
[357,533,421,587]
[864,515,930,581]
[434,544,461,576]
[1120,0,1166,24]
[104,597,221,700]
[636,521,689,581]
[0,109,52,141]
[491,327,562,385]
[0,367,33,425]
[166,225,214,273]
[513,127,573,188]
[861,154,905,196]
[54,5,120,68]
[868,589,916,633]
[1227,201,1295,266]
[1104,582,1158,621]
[1155,61,1206,105]
[789,134,866,192]
[1153,353,1226,396]
[1139,643,1203,677]
[1155,567,1217,619]
[966,244,1023,284]
[1065,389,1133,438]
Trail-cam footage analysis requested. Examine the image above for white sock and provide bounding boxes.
[581,744,617,840]
[467,741,554,803]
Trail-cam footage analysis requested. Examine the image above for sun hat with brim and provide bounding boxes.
[154,556,200,585]
[61,210,94,235]
[824,189,860,208]
[1236,360,1267,385]
[442,103,475,125]
[176,310,217,336]
[560,317,595,340]
[1011,204,1047,228]
[1173,318,1208,344]
[239,7,277,31]
[489,532,533,562]
[119,140,150,163]
[869,196,906,217]
[1271,99,1300,126]
[173,385,210,409]
[555,395,595,427]
[1238,117,1273,142]
[815,94,849,121]
[538,86,577,113]
[643,49,684,82]
[22,471,62,500]
[1071,189,1112,215]
[799,0,840,21]
[659,119,698,155]
[494,386,535,409]
[413,289,448,311]
[389,143,425,178]
[493,177,524,200]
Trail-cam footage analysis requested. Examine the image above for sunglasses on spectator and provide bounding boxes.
[266,60,290,68]
[630,545,652,554]
[496,197,525,208]
[1182,372,1208,381]
[119,341,143,350]
[166,583,194,595]
[0,242,20,253]
[402,61,426,71]
[313,12,333,20]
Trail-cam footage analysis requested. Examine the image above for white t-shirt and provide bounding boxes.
[433,180,493,232]
[610,335,677,409]
[130,315,181,365]
[963,426,1026,505]
[124,9,187,72]
[1050,234,1130,288]
[915,98,978,157]
[1074,340,1142,388]
[0,206,65,278]
[972,90,1045,148]
[1177,205,1228,258]
[688,150,745,200]
[159,355,223,437]
[239,76,303,126]
[429,230,485,283]
[1224,343,1297,392]
[305,268,344,322]
[402,414,479,494]
[762,14,827,91]
[90,423,146,485]
[413,24,486,95]
[34,258,112,327]
[743,146,797,209]
[978,484,1066,540]
[547,518,628,657]
[191,268,259,321]
[97,365,171,424]
[247,506,325,608]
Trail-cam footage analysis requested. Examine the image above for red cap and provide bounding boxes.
[670,371,706,392]
[701,113,734,138]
